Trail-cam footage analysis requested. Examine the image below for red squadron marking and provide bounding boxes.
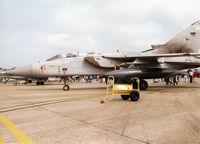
[58,66,60,73]
[40,65,46,72]
[62,68,68,75]
[40,65,43,72]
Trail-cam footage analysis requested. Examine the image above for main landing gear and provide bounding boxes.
[132,79,148,90]
[36,81,44,85]
[140,79,148,90]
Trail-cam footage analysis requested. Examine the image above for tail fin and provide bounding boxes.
[152,21,200,53]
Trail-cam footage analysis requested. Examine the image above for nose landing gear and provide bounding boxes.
[63,85,70,91]
[63,77,70,91]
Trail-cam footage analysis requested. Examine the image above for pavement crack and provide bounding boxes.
[44,107,149,144]
[120,114,131,136]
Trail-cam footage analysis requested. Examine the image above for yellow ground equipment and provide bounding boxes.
[100,76,140,103]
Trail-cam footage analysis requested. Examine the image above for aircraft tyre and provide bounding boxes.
[121,95,130,100]
[36,81,40,85]
[130,91,140,101]
[140,80,148,90]
[41,81,44,85]
[63,85,70,91]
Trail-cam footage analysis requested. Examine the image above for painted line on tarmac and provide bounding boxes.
[0,94,104,113]
[0,113,35,144]
[0,92,105,101]
[0,135,5,144]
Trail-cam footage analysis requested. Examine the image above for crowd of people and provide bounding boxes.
[74,76,106,83]
[184,69,199,83]
[154,69,199,85]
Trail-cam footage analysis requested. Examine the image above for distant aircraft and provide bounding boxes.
[3,21,200,91]
[0,72,45,85]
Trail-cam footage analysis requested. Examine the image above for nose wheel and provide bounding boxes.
[63,85,70,91]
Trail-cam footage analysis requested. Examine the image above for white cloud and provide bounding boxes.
[35,32,71,47]
[52,4,103,32]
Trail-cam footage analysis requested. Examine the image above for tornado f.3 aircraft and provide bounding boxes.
[3,21,200,90]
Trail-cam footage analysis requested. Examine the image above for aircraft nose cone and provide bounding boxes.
[6,64,33,76]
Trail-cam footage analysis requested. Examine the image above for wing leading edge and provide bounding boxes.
[103,53,200,60]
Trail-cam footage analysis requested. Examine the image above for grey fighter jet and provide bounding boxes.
[3,21,200,91]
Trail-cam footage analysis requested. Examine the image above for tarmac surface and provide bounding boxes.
[0,79,200,144]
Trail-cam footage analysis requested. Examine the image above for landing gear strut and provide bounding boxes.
[63,78,70,91]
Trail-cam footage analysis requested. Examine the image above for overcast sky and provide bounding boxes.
[0,0,200,67]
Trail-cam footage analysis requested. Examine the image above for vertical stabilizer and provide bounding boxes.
[152,21,200,53]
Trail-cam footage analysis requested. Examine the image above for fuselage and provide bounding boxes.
[5,57,110,77]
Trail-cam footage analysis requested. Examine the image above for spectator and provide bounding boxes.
[173,76,178,85]
[81,77,85,83]
[193,70,198,83]
[184,74,189,83]
[189,69,194,83]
